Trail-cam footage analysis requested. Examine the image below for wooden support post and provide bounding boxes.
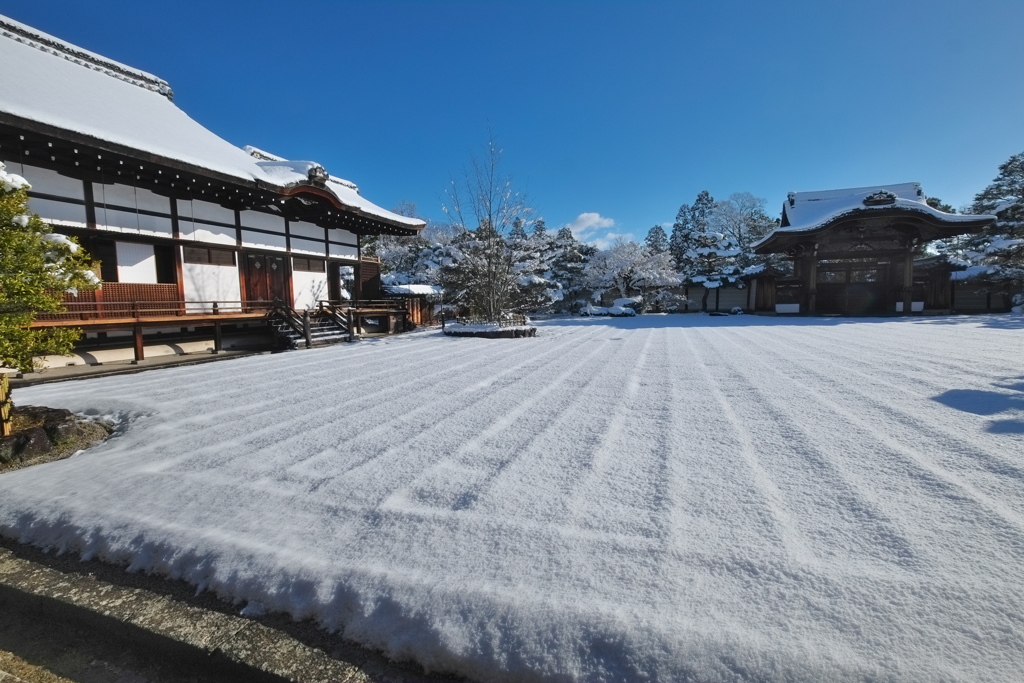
[302,310,312,349]
[1,373,12,438]
[903,244,915,315]
[213,321,223,354]
[132,325,144,364]
[806,245,819,314]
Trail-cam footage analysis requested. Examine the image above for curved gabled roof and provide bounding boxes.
[0,14,424,233]
[753,183,993,253]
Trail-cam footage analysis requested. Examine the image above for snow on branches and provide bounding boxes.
[0,162,97,371]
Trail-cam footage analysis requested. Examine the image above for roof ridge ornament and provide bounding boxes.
[307,164,329,187]
[863,190,897,206]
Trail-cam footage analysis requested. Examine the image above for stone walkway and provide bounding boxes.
[0,540,463,683]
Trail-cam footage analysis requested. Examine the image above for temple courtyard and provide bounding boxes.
[1,314,1022,682]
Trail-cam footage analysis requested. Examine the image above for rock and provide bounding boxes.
[0,435,19,464]
[16,427,52,459]
[1,406,113,471]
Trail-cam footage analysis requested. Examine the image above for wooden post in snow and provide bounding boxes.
[132,325,145,363]
[1,372,12,438]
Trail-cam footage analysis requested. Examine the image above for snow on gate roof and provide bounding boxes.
[0,14,423,231]
[752,182,994,252]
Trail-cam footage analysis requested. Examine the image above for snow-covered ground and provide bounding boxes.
[2,315,1023,682]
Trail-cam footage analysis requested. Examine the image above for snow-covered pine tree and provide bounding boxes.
[926,197,956,214]
[509,221,560,312]
[509,216,529,242]
[644,225,669,254]
[669,202,691,266]
[690,190,715,233]
[1,163,97,372]
[968,152,1024,304]
[532,218,548,238]
[671,191,744,311]
[549,226,596,311]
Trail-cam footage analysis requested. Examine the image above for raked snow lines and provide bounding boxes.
[3,315,1024,683]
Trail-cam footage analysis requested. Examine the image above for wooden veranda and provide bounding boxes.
[31,286,413,362]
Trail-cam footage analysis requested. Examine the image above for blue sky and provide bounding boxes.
[5,1,1023,246]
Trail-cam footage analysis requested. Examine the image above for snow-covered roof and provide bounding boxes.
[950,265,999,281]
[753,183,994,251]
[0,14,423,231]
[383,283,444,296]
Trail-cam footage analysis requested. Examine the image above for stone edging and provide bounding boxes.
[0,544,459,682]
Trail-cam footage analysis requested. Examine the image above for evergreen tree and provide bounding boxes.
[549,226,596,311]
[644,225,669,254]
[1,163,97,372]
[926,197,956,214]
[968,151,1024,300]
[509,216,529,241]
[669,202,691,266]
[671,191,744,311]
[532,218,548,238]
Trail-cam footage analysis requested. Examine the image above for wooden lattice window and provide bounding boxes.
[183,246,236,266]
[292,257,326,273]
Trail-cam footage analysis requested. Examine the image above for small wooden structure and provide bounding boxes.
[751,184,995,315]
[382,284,443,327]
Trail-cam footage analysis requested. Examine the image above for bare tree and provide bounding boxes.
[440,132,535,320]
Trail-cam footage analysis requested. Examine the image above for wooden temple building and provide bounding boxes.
[747,184,996,315]
[0,15,425,363]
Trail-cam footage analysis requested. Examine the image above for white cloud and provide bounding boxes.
[567,212,615,236]
[563,213,633,250]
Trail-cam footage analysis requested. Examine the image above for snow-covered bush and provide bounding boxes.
[1,163,97,371]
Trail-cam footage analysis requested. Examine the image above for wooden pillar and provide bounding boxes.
[213,321,223,354]
[902,243,915,315]
[132,325,145,363]
[354,237,362,304]
[806,245,819,314]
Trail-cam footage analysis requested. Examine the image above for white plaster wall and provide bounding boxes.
[290,221,324,240]
[190,199,235,224]
[327,227,357,245]
[134,187,170,213]
[329,243,358,259]
[292,270,329,311]
[95,182,137,207]
[241,210,285,233]
[182,261,242,312]
[115,242,158,283]
[241,229,287,251]
[26,197,87,227]
[135,211,174,236]
[20,164,84,199]
[180,221,236,246]
[290,236,326,256]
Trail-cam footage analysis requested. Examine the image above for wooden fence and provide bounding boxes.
[1,373,11,437]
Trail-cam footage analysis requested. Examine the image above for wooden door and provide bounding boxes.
[245,253,288,303]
